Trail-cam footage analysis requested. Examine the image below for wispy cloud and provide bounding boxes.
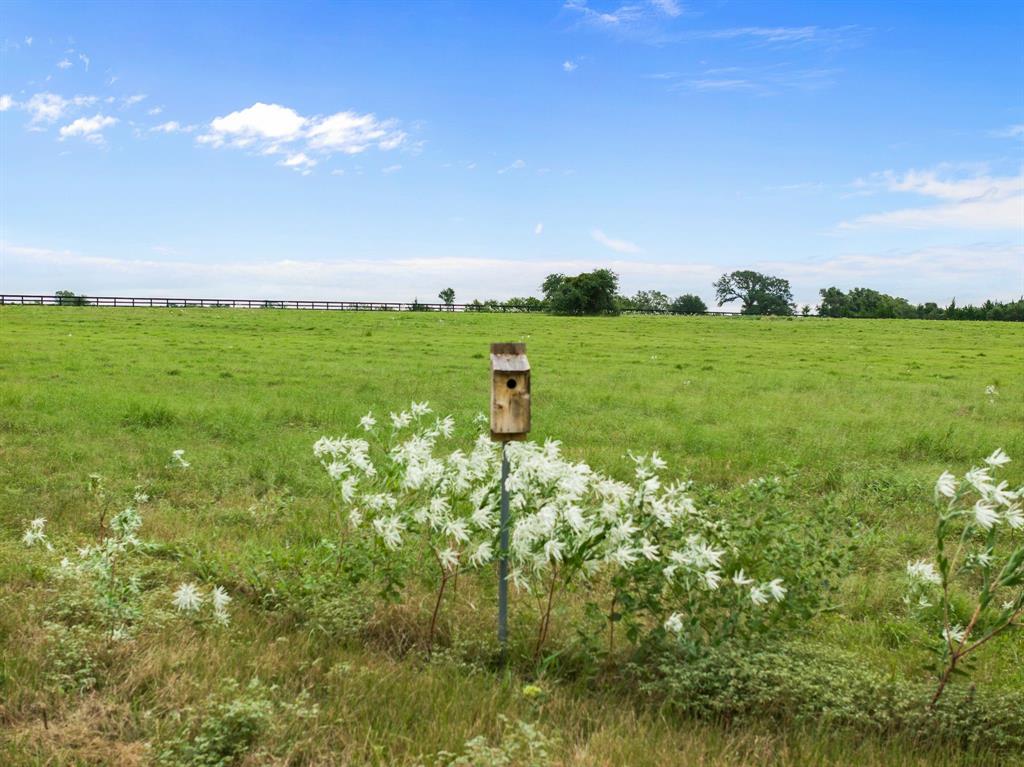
[56,58,73,70]
[562,60,578,72]
[6,240,1019,306]
[498,159,526,174]
[662,65,838,95]
[534,222,544,235]
[149,120,196,134]
[592,228,642,254]
[58,114,118,143]
[992,124,1024,140]
[840,167,1023,230]
[381,163,402,174]
[16,92,98,125]
[195,102,406,172]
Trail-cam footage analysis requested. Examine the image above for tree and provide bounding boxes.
[55,290,89,306]
[713,271,794,315]
[438,287,455,307]
[625,290,670,313]
[541,269,619,316]
[669,294,707,314]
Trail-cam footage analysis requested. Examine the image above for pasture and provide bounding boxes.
[1,306,1022,766]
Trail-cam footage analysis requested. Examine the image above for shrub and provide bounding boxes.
[669,294,707,314]
[640,642,1024,753]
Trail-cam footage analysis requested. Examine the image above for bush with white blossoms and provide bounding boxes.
[315,403,826,660]
[905,448,1024,706]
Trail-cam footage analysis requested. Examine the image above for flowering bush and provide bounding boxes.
[314,403,823,661]
[904,449,1023,705]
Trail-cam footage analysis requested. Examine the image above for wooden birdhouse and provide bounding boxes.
[490,342,531,441]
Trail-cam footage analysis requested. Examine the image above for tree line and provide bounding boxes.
[450,269,1023,321]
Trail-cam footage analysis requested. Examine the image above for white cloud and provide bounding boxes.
[208,102,306,144]
[562,60,578,72]
[150,121,195,134]
[280,152,317,170]
[841,168,1023,230]
[147,106,164,116]
[197,102,406,170]
[592,228,642,254]
[57,59,73,70]
[122,94,147,108]
[0,95,13,112]
[21,92,97,124]
[650,0,682,17]
[498,159,526,174]
[59,114,118,142]
[24,36,33,46]
[381,164,402,174]
[79,53,90,70]
[534,222,544,235]
[993,124,1024,140]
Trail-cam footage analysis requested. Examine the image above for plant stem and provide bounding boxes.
[533,566,559,662]
[427,562,450,658]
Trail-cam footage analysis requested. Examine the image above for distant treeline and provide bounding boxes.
[818,287,1024,322]
[467,270,1023,321]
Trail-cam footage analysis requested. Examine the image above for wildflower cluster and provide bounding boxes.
[906,449,1024,705]
[173,582,233,626]
[56,501,150,640]
[315,404,798,658]
[22,517,53,550]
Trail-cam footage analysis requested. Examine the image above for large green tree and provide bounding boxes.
[542,269,620,315]
[713,271,794,315]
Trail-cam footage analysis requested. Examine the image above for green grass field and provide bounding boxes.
[1,306,1022,766]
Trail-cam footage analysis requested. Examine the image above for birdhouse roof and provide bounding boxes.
[490,342,530,372]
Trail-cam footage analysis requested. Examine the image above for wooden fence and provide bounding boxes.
[0,294,742,316]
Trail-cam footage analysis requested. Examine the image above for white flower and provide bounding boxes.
[985,448,1010,468]
[22,517,48,547]
[348,508,364,528]
[639,538,660,561]
[1004,505,1023,529]
[985,384,998,398]
[172,582,204,612]
[749,585,769,606]
[973,501,1000,530]
[211,586,232,625]
[731,569,754,586]
[359,412,376,431]
[373,515,406,550]
[444,518,470,544]
[609,545,638,567]
[964,466,994,495]
[943,624,966,645]
[469,541,494,567]
[390,411,412,429]
[410,401,432,417]
[766,578,787,602]
[543,538,564,563]
[435,415,455,438]
[664,612,684,634]
[170,449,190,468]
[906,560,941,586]
[934,471,957,500]
[438,547,460,571]
[703,570,722,590]
[133,491,150,504]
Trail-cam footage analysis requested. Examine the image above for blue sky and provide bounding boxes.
[1,0,1021,306]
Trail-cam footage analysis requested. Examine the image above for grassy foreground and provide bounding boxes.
[1,306,1022,766]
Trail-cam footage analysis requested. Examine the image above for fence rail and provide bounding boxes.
[0,294,743,316]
